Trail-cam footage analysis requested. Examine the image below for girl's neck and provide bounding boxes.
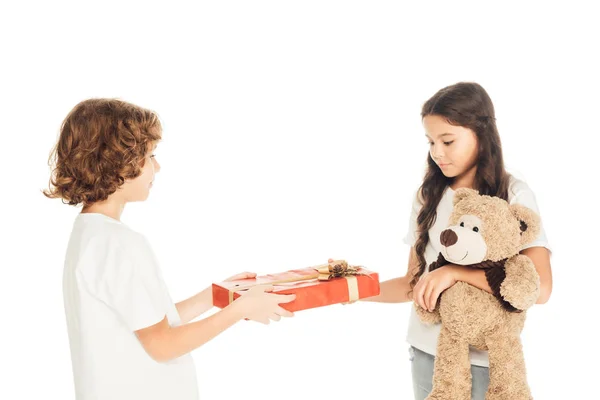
[450,164,477,191]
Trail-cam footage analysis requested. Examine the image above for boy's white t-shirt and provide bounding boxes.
[403,176,551,367]
[63,213,199,400]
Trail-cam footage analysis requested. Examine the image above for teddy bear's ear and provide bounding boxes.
[453,187,479,206]
[509,204,541,246]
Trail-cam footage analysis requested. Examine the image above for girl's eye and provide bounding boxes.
[443,141,454,146]
[150,154,156,158]
[473,227,479,232]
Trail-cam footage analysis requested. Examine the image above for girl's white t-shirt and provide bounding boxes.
[403,176,551,367]
[62,213,199,400]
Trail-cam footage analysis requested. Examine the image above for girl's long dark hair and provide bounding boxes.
[409,82,510,290]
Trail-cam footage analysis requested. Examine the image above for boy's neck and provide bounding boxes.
[81,200,125,222]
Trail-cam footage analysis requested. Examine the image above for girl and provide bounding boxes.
[44,98,295,400]
[355,82,552,399]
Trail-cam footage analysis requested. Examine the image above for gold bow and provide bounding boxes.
[315,260,363,281]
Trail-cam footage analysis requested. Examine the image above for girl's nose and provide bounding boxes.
[431,144,444,160]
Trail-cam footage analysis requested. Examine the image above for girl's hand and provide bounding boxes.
[224,271,257,282]
[413,266,458,311]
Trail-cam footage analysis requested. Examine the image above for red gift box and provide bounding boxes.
[212,263,380,312]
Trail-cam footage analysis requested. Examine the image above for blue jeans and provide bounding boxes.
[409,346,490,400]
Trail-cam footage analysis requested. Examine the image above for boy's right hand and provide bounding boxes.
[232,285,296,324]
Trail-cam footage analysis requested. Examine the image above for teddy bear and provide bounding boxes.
[415,188,541,400]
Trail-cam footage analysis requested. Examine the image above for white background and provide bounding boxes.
[1,1,598,399]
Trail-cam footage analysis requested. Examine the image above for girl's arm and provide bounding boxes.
[451,247,552,304]
[519,247,552,304]
[361,247,418,303]
[418,247,552,310]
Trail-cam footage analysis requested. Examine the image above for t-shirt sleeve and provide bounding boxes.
[403,191,422,247]
[80,232,168,332]
[510,186,552,254]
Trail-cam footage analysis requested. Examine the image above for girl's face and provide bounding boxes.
[122,143,161,202]
[423,115,478,179]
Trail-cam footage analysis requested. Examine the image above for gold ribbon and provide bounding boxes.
[345,275,359,303]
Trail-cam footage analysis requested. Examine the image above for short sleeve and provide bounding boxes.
[403,190,422,246]
[80,233,168,332]
[510,185,552,254]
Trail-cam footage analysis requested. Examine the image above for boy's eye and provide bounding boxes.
[150,154,156,158]
[443,141,454,146]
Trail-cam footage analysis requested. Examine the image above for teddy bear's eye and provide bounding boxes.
[460,222,465,227]
[473,227,479,232]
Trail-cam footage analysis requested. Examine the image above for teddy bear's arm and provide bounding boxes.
[484,267,519,312]
[500,254,541,310]
[485,255,540,311]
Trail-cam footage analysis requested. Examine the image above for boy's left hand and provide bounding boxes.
[224,272,257,282]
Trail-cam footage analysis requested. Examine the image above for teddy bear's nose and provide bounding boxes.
[440,229,458,247]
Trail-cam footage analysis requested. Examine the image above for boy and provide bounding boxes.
[44,98,294,399]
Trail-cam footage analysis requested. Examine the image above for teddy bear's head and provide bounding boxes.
[439,188,540,265]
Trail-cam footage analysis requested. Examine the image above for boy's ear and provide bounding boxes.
[509,204,541,246]
[453,188,479,206]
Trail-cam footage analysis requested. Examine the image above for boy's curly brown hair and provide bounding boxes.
[43,98,162,206]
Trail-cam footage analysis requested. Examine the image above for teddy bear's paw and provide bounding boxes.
[500,255,540,310]
[486,384,533,400]
[425,390,455,400]
[414,303,441,324]
[486,394,532,400]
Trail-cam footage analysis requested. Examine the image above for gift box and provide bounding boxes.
[212,261,380,312]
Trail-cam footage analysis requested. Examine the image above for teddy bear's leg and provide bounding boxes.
[426,326,471,400]
[485,333,532,400]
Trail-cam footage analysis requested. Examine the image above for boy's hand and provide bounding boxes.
[224,271,257,282]
[232,285,296,324]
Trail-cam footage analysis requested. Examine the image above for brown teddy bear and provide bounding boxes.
[415,188,541,400]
